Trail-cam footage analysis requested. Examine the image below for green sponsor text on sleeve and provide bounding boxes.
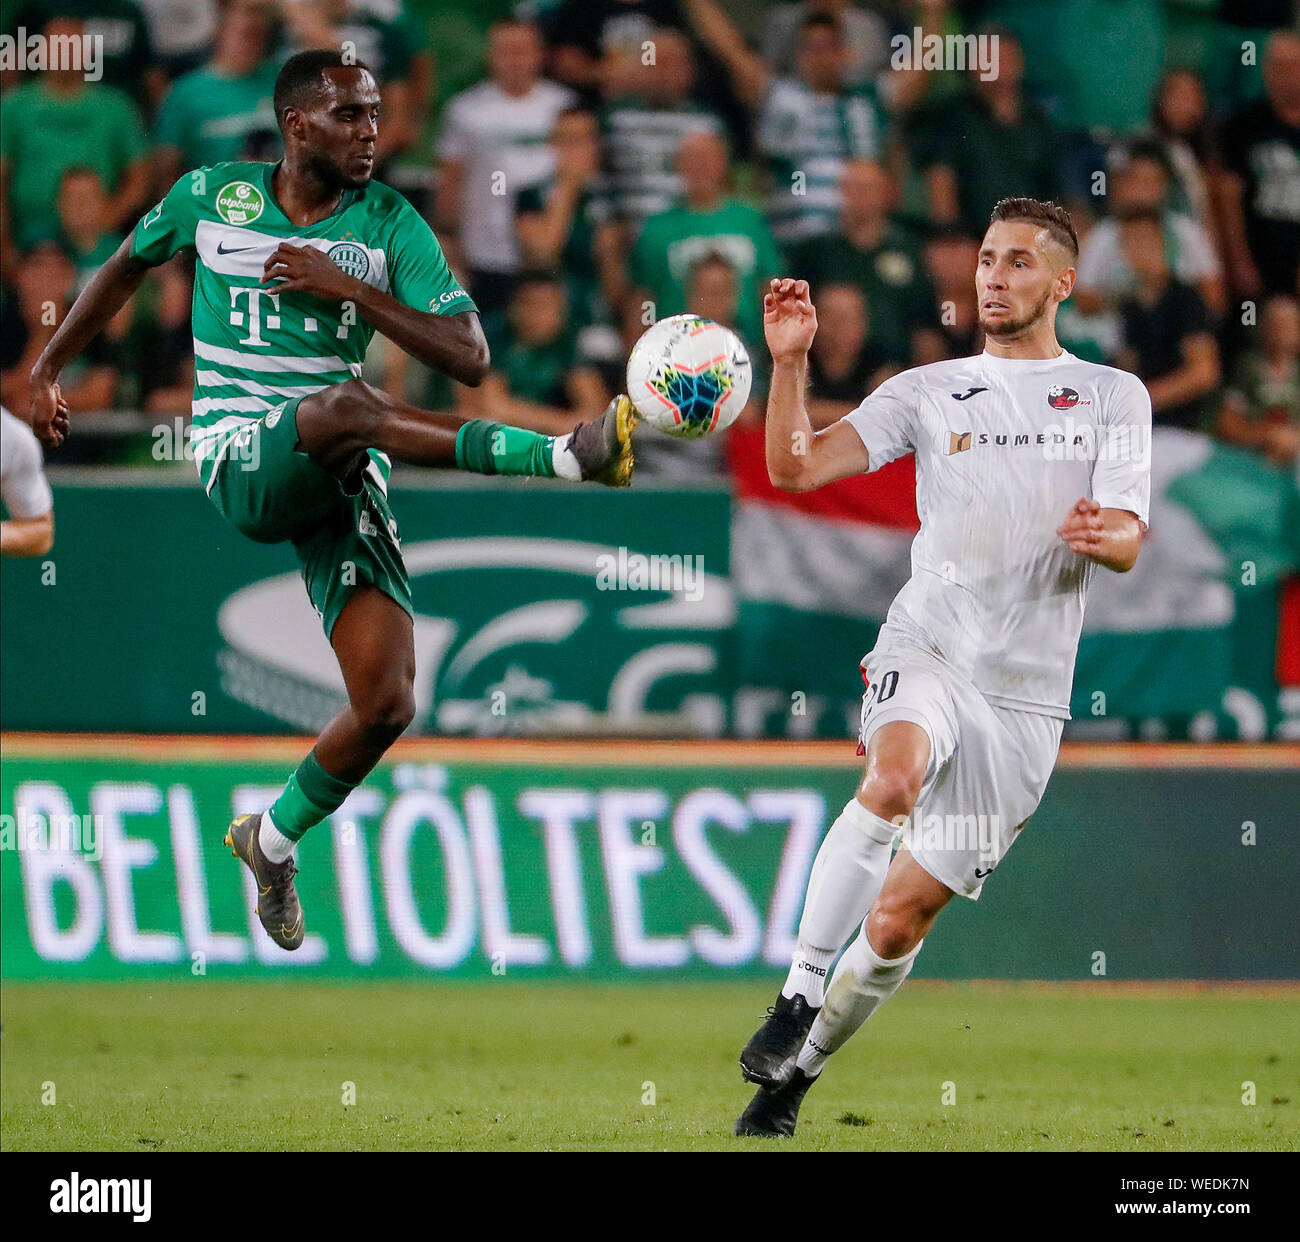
[387,201,476,316]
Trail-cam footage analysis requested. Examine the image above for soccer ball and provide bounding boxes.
[625,314,752,438]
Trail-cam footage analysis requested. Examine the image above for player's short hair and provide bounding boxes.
[988,197,1079,261]
[274,50,373,131]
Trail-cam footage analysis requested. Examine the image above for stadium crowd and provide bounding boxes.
[0,0,1297,478]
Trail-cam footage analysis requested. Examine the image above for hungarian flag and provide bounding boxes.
[726,424,1300,739]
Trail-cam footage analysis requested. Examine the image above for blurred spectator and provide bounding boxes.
[435,19,576,317]
[541,0,686,99]
[1116,211,1220,431]
[539,0,744,148]
[0,241,122,416]
[1150,67,1219,237]
[57,167,123,292]
[999,0,1167,207]
[515,107,621,337]
[466,273,593,435]
[1076,142,1226,318]
[697,10,883,243]
[1214,31,1300,298]
[0,282,30,373]
[133,256,195,414]
[278,0,432,167]
[596,28,723,230]
[882,0,968,120]
[0,15,149,261]
[7,0,162,110]
[629,131,780,345]
[55,166,134,347]
[633,251,760,480]
[922,31,1060,238]
[1217,294,1300,467]
[760,0,889,90]
[151,0,280,188]
[137,0,218,79]
[805,282,894,428]
[1048,0,1166,137]
[787,159,942,366]
[924,228,982,360]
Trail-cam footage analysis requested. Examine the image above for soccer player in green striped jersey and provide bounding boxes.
[30,50,638,951]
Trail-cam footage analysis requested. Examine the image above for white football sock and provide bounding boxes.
[795,931,924,1077]
[780,798,899,1006]
[258,811,296,864]
[781,945,836,1005]
[549,434,582,480]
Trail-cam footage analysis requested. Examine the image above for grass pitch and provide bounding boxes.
[2,982,1295,1152]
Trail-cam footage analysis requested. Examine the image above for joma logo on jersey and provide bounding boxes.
[216,181,265,226]
[327,242,370,280]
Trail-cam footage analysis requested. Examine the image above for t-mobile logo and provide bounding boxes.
[229,286,281,346]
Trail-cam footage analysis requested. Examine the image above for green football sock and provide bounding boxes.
[267,750,356,842]
[455,420,557,477]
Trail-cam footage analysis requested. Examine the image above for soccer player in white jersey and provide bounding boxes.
[735,197,1151,1138]
[1,404,54,557]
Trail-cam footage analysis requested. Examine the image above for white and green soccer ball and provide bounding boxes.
[625,314,752,438]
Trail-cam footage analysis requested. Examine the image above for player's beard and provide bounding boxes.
[980,285,1054,338]
[304,147,372,192]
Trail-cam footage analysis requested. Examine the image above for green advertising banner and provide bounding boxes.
[2,472,1295,739]
[3,739,1297,981]
[0,475,733,737]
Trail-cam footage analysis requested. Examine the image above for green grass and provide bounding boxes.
[2,982,1296,1151]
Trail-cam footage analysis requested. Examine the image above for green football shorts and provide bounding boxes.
[205,393,413,639]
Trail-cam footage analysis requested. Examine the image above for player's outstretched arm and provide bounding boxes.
[29,235,152,448]
[764,278,869,492]
[1058,499,1143,573]
[1,512,54,557]
[262,243,490,387]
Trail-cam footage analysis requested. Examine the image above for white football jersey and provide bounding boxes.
[436,79,577,274]
[844,350,1152,718]
[1,404,53,522]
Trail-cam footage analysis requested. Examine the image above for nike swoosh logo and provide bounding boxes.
[974,867,994,878]
[951,387,988,401]
[216,241,256,255]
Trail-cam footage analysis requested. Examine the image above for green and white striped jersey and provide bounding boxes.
[130,160,475,492]
[757,81,883,243]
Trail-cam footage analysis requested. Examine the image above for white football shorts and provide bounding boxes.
[858,642,1064,900]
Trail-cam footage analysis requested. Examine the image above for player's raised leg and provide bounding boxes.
[227,586,415,949]
[738,720,928,1089]
[294,377,637,486]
